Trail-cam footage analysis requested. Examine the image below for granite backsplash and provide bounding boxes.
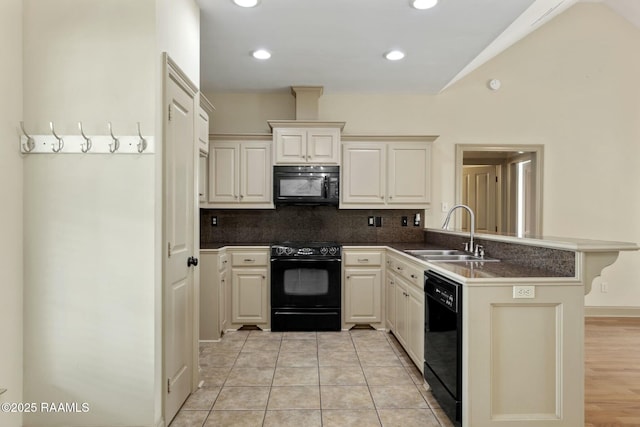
[200,207,425,244]
[424,230,575,277]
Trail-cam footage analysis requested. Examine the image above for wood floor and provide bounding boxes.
[585,317,640,426]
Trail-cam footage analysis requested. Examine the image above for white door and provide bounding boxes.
[462,165,497,233]
[164,62,197,424]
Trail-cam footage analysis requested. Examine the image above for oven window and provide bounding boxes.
[283,268,329,296]
[280,178,323,197]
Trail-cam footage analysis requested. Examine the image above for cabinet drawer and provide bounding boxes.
[344,251,383,266]
[231,252,269,267]
[218,253,229,271]
[392,259,423,287]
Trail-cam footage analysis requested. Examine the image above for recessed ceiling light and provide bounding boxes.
[252,49,271,60]
[233,0,259,7]
[411,0,438,10]
[385,50,405,61]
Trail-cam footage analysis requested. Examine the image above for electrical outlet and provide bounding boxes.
[401,216,408,227]
[441,202,449,213]
[368,216,375,226]
[211,216,218,226]
[513,285,535,299]
[601,282,609,293]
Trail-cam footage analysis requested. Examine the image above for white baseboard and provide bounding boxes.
[585,306,640,317]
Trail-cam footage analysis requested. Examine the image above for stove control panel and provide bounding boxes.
[271,243,341,258]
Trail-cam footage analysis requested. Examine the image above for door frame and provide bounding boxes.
[162,53,200,424]
[455,144,544,235]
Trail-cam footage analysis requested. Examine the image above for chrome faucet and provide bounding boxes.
[442,204,475,254]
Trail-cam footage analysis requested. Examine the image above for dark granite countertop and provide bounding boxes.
[202,241,574,280]
[342,242,572,280]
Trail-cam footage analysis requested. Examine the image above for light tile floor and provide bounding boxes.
[169,329,454,427]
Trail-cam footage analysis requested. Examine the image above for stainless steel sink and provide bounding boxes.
[405,249,467,256]
[405,249,499,263]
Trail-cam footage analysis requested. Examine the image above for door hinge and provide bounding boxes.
[168,242,172,258]
[168,104,172,121]
[167,378,170,394]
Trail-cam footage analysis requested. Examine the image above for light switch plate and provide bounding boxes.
[513,285,535,299]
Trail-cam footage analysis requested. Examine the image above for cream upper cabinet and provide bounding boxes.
[387,143,431,204]
[341,138,434,209]
[269,121,344,165]
[206,138,273,209]
[341,143,386,204]
[198,94,214,156]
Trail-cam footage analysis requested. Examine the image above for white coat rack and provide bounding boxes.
[20,121,155,154]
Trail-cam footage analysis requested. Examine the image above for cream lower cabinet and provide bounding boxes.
[218,252,228,333]
[341,140,433,208]
[199,250,225,340]
[385,271,396,331]
[343,249,384,329]
[206,138,273,208]
[387,252,424,372]
[229,249,269,329]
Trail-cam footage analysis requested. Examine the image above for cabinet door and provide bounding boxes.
[406,283,424,370]
[394,278,408,348]
[219,269,228,333]
[231,268,268,324]
[240,142,271,203]
[388,143,431,204]
[198,155,208,203]
[386,273,396,332]
[197,106,209,156]
[274,128,306,164]
[344,268,382,324]
[209,143,239,203]
[199,253,219,341]
[342,143,386,204]
[307,128,340,164]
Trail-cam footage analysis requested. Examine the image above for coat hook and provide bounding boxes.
[78,122,92,153]
[136,122,147,153]
[20,121,35,153]
[107,122,120,153]
[49,121,64,153]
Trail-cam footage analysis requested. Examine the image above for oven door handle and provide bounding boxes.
[323,176,328,199]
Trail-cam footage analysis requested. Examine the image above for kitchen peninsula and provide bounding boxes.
[199,225,638,427]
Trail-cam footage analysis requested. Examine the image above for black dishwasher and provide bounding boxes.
[424,270,462,427]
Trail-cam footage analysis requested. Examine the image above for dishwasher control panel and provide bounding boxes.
[424,270,460,313]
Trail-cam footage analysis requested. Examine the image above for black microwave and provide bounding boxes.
[273,165,340,206]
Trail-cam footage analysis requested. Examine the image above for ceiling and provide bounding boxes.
[197,0,635,95]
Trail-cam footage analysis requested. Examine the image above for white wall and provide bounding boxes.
[23,1,157,426]
[0,1,24,426]
[208,3,640,309]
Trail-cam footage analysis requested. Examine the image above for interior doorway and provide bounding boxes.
[455,145,543,237]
